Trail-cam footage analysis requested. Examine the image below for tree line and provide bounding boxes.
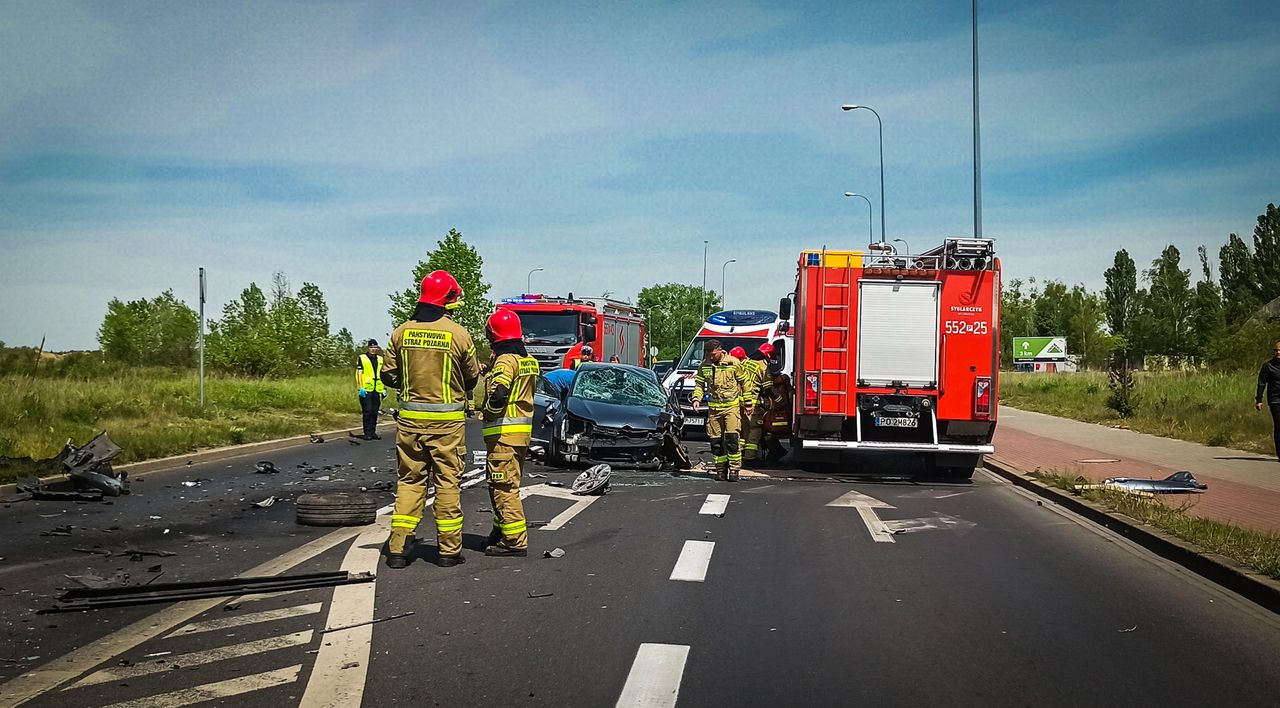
[1003,202,1280,370]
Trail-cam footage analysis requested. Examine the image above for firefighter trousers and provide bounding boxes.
[389,424,466,557]
[706,406,742,477]
[486,439,528,550]
[741,407,764,463]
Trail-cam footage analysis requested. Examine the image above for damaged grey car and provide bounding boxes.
[531,363,685,469]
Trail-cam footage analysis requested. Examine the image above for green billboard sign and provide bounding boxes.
[1013,336,1067,361]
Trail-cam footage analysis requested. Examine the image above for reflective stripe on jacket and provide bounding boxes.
[483,354,540,443]
[358,354,386,394]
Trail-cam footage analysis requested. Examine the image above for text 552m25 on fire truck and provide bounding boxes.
[782,238,1000,479]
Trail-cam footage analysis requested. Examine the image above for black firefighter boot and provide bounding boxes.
[385,536,415,569]
[485,544,528,558]
[437,554,466,568]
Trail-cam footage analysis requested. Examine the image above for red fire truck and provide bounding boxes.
[785,238,1000,478]
[497,294,646,373]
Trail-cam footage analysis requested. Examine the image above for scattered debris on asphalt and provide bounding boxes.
[460,475,485,490]
[340,661,360,670]
[348,438,361,446]
[40,525,74,537]
[251,496,279,508]
[360,480,393,492]
[323,610,415,633]
[543,548,565,559]
[43,570,376,612]
[64,572,129,589]
[547,481,565,487]
[1119,625,1138,633]
[527,472,546,479]
[1076,471,1208,495]
[16,480,106,503]
[181,480,207,488]
[527,590,554,599]
[255,461,280,474]
[571,464,611,496]
[54,432,130,496]
[309,434,326,444]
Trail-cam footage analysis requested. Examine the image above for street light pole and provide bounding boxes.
[893,238,911,256]
[526,267,544,294]
[840,104,886,244]
[700,240,708,317]
[843,192,874,245]
[720,259,736,310]
[198,267,206,407]
[972,0,983,239]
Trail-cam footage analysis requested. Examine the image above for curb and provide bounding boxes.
[0,421,395,497]
[984,457,1280,615]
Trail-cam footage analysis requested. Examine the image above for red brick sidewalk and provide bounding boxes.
[991,426,1280,535]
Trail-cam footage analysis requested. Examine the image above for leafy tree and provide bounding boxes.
[1188,246,1225,359]
[1103,249,1137,344]
[207,276,351,376]
[1062,285,1108,368]
[1032,280,1070,338]
[1143,245,1194,358]
[636,283,724,361]
[1219,233,1260,328]
[999,278,1038,364]
[388,229,492,341]
[1250,202,1280,305]
[97,290,198,366]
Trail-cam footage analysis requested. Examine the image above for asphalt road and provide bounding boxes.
[2,424,1280,707]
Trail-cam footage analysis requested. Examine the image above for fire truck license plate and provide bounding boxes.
[875,416,917,428]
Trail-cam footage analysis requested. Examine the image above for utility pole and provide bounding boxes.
[198,267,206,407]
[700,240,708,317]
[973,0,983,239]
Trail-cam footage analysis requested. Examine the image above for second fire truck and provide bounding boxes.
[783,238,1001,478]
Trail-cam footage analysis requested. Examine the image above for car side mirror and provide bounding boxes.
[582,324,597,342]
[778,296,792,320]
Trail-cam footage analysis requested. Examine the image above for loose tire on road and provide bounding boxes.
[295,492,377,527]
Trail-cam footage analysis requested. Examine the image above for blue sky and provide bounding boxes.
[2,0,1278,349]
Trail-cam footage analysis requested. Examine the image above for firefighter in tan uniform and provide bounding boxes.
[480,309,540,557]
[380,270,482,569]
[738,342,776,466]
[691,339,750,481]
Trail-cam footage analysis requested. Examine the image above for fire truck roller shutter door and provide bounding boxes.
[857,281,939,387]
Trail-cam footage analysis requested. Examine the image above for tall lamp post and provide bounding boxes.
[840,104,886,244]
[526,267,544,294]
[893,238,911,256]
[972,0,983,239]
[842,192,874,245]
[720,259,736,310]
[700,240,709,317]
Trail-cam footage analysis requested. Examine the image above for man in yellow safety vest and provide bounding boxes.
[355,339,386,440]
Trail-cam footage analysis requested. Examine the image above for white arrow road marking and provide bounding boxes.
[884,513,977,536]
[73,631,313,688]
[669,541,716,582]
[698,494,730,515]
[616,643,690,708]
[99,665,302,708]
[827,490,897,543]
[520,483,600,530]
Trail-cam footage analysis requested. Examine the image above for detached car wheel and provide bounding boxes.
[295,492,377,527]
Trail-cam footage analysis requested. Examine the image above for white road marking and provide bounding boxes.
[698,494,730,515]
[669,540,716,582]
[298,518,387,708]
[376,502,395,515]
[73,630,313,688]
[521,483,599,530]
[165,603,323,638]
[857,507,896,543]
[99,665,301,708]
[827,490,897,543]
[884,514,977,535]
[616,643,690,708]
[2,524,367,705]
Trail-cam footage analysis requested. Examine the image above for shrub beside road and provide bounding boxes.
[0,368,360,483]
[1001,371,1274,454]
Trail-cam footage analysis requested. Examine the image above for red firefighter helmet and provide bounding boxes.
[729,346,747,359]
[486,309,523,342]
[418,270,464,308]
[757,342,776,359]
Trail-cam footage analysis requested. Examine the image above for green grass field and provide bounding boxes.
[1000,370,1274,454]
[0,369,364,483]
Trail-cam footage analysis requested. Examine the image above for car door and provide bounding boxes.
[531,376,557,446]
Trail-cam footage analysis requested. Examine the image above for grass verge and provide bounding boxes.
[1001,371,1276,455]
[1031,470,1280,581]
[0,369,365,484]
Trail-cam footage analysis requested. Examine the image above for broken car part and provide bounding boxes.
[55,432,129,496]
[571,464,611,496]
[1090,471,1208,494]
[43,571,375,612]
[255,461,280,474]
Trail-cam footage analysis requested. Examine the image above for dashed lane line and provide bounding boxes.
[616,643,690,708]
[669,541,716,583]
[71,630,314,688]
[698,494,730,515]
[164,603,324,638]
[99,665,302,708]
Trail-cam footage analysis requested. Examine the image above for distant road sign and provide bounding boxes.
[1013,336,1067,361]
